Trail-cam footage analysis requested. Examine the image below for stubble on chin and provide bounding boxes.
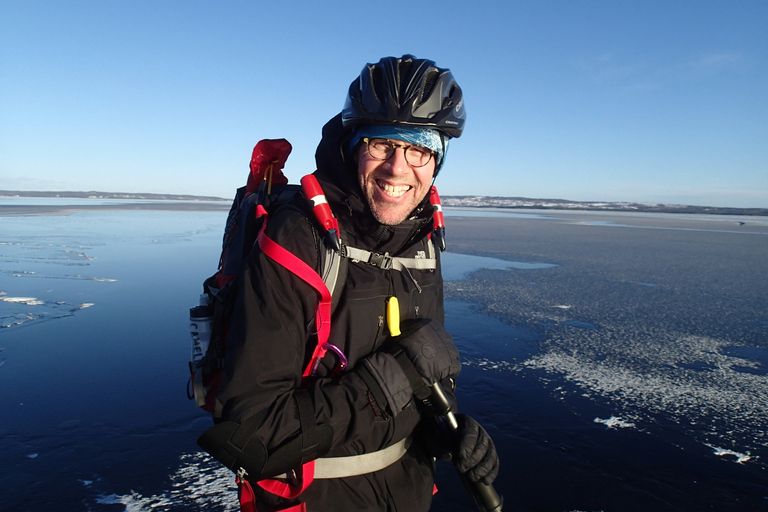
[368,201,408,226]
[364,184,429,226]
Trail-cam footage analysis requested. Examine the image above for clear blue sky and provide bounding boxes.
[2,1,766,208]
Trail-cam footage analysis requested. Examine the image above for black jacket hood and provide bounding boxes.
[313,113,363,213]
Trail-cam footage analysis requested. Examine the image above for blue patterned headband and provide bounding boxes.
[350,125,447,165]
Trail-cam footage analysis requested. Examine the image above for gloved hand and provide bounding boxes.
[454,414,499,485]
[414,413,499,485]
[356,319,460,417]
[413,418,454,461]
[392,319,461,385]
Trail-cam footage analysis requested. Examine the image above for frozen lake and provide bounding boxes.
[1,201,767,511]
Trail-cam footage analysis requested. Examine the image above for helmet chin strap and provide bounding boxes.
[432,134,448,178]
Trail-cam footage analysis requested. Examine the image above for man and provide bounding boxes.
[205,55,499,511]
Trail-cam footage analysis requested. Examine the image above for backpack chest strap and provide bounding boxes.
[341,242,436,271]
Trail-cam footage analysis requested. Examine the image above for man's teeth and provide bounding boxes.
[379,182,411,198]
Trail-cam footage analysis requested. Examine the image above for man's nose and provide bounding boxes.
[385,147,410,175]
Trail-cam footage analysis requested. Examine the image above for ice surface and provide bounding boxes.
[572,218,768,235]
[3,201,767,510]
[442,252,557,281]
[441,210,768,479]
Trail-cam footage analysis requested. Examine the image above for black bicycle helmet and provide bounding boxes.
[342,55,465,139]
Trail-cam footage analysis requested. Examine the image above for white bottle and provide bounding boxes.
[189,294,213,365]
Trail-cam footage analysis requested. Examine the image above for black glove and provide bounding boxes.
[356,319,461,417]
[454,414,499,485]
[413,418,454,461]
[392,319,461,385]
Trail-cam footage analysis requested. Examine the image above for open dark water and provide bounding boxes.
[1,202,767,511]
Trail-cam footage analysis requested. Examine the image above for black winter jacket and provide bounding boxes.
[215,114,447,511]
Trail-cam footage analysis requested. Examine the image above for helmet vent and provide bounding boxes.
[420,70,439,106]
[370,66,385,104]
[398,59,413,93]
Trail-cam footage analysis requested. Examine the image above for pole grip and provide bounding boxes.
[430,383,504,512]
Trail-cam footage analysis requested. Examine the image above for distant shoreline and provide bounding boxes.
[0,202,231,217]
[442,196,768,216]
[0,190,227,202]
[1,190,766,217]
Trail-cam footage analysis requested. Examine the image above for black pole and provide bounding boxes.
[430,383,504,512]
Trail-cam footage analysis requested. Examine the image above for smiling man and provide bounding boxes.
[208,55,499,512]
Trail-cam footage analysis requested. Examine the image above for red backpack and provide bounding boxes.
[188,139,345,415]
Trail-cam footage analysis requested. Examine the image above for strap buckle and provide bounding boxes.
[368,252,393,270]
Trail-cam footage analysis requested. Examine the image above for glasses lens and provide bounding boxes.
[404,146,433,167]
[367,139,392,160]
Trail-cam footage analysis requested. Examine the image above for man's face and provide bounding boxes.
[356,139,437,226]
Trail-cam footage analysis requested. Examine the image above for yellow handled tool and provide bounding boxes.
[387,296,401,337]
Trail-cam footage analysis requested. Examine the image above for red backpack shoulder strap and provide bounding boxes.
[253,222,328,503]
[256,222,331,378]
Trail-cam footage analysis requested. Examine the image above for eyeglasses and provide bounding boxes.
[362,138,435,168]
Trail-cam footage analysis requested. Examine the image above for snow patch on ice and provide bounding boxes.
[707,445,756,464]
[594,416,636,429]
[525,333,768,454]
[0,296,45,305]
[91,452,238,511]
[465,357,519,372]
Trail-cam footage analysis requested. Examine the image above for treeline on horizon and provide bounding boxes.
[1,190,766,217]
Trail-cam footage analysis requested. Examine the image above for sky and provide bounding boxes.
[2,1,766,208]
